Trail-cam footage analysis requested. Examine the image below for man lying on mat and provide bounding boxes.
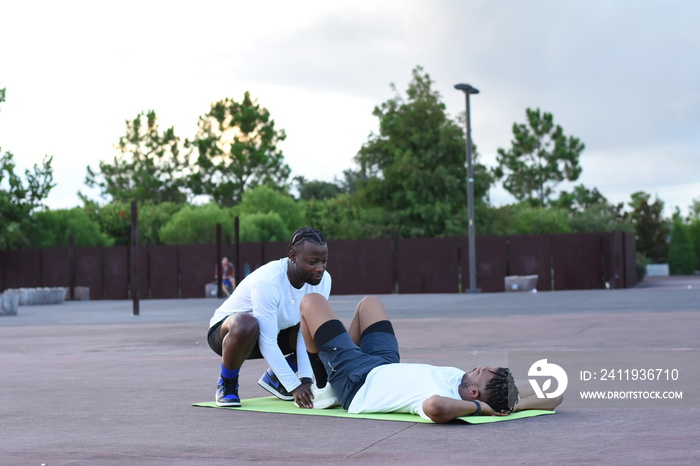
[295,294,563,423]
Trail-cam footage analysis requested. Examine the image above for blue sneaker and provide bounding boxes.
[258,368,294,401]
[216,376,241,407]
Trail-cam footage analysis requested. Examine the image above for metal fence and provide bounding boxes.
[0,232,636,299]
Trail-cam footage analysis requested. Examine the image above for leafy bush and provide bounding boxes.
[85,201,131,246]
[26,208,113,247]
[234,185,305,236]
[138,202,185,245]
[636,252,650,282]
[304,195,389,239]
[569,203,633,233]
[668,219,696,275]
[239,212,289,242]
[484,204,571,235]
[159,203,234,244]
[688,219,700,272]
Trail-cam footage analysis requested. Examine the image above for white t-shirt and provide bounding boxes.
[348,363,465,421]
[209,258,332,392]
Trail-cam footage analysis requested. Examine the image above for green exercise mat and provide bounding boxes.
[192,397,555,424]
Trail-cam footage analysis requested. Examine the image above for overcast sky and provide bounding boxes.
[2,0,699,216]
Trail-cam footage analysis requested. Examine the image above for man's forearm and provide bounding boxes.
[422,395,480,423]
[514,394,563,411]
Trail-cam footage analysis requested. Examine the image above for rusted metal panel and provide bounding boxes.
[602,231,625,289]
[41,248,70,288]
[508,235,552,291]
[148,245,179,299]
[397,237,459,294]
[553,233,602,290]
[75,247,103,299]
[262,241,288,264]
[2,249,40,289]
[624,232,638,288]
[179,244,216,299]
[104,246,129,299]
[237,242,264,279]
[461,236,508,293]
[327,239,394,295]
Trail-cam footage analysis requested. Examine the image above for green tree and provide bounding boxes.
[495,108,584,205]
[354,66,493,238]
[553,184,631,233]
[189,92,290,206]
[84,110,189,204]
[0,88,56,249]
[234,185,305,236]
[668,218,695,275]
[304,194,388,240]
[83,200,185,246]
[159,203,234,245]
[294,176,342,201]
[0,151,55,249]
[629,191,668,263]
[25,208,113,248]
[685,199,700,271]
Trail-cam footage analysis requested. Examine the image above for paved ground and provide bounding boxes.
[1,276,699,465]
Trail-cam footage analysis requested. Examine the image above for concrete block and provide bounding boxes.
[205,282,218,298]
[0,290,20,316]
[64,287,90,301]
[646,264,670,277]
[504,275,538,292]
[10,287,66,305]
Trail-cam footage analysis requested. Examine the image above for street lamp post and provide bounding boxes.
[454,83,480,293]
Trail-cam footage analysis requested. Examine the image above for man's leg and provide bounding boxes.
[220,313,260,369]
[216,313,259,406]
[347,296,390,345]
[300,293,346,389]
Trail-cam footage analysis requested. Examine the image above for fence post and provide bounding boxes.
[391,228,398,294]
[130,201,139,316]
[69,235,75,300]
[216,223,223,298]
[234,216,241,284]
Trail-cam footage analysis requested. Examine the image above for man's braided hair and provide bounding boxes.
[483,367,519,413]
[288,227,327,252]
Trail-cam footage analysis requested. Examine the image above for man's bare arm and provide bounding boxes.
[422,395,500,423]
[514,386,564,411]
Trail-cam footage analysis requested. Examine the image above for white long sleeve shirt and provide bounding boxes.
[209,258,332,392]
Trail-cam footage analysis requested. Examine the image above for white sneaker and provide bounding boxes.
[295,383,339,409]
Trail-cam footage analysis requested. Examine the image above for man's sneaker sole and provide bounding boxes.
[258,377,294,401]
[216,398,241,408]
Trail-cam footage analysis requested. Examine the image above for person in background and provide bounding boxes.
[216,257,235,296]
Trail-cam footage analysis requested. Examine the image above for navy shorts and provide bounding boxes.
[319,330,399,409]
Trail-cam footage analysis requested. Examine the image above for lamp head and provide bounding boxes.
[454,83,479,94]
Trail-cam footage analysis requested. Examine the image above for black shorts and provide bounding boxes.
[207,316,299,358]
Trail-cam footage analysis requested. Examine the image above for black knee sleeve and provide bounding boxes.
[360,320,394,340]
[313,319,347,348]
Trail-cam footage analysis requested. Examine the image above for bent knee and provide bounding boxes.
[225,313,259,338]
[300,293,328,313]
[357,296,385,313]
